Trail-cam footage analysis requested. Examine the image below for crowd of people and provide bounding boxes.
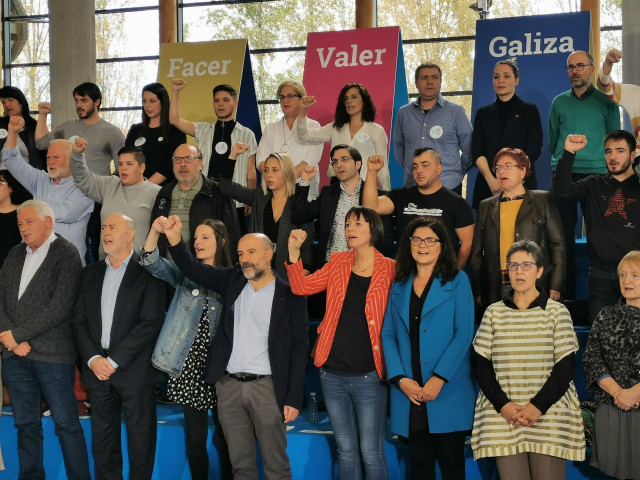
[0,46,639,480]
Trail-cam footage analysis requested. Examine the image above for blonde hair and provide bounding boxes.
[618,250,640,275]
[277,81,306,98]
[261,153,296,197]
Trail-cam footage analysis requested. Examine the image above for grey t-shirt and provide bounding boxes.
[36,118,125,175]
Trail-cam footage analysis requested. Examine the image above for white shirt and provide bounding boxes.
[226,279,275,375]
[257,117,323,200]
[18,232,57,300]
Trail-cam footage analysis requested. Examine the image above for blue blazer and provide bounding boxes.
[381,270,475,436]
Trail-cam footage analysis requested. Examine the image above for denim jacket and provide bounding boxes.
[140,248,223,376]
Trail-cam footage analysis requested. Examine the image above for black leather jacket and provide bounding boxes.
[470,189,565,305]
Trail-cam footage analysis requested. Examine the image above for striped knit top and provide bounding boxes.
[471,298,585,461]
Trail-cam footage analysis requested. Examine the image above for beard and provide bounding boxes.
[607,158,632,175]
[241,260,268,281]
[77,104,96,119]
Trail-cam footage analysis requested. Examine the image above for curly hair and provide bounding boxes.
[333,83,376,130]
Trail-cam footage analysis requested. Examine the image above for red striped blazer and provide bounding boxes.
[286,249,395,380]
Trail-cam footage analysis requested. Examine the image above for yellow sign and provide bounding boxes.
[157,39,247,123]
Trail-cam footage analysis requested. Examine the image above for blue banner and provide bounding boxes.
[468,11,591,198]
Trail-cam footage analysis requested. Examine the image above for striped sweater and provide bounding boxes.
[471,299,585,461]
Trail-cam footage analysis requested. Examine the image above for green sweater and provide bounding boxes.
[548,86,620,174]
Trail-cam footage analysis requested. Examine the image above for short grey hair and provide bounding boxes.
[506,240,543,266]
[18,199,56,224]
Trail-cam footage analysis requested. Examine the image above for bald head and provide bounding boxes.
[238,233,274,283]
[102,213,135,260]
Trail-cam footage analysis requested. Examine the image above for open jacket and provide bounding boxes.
[470,189,565,305]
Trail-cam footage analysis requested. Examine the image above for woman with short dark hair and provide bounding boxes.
[382,217,475,479]
[286,206,395,480]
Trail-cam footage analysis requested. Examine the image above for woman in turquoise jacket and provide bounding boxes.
[381,217,475,480]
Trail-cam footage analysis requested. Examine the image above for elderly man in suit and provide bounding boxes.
[0,199,90,480]
[160,214,308,480]
[73,212,165,480]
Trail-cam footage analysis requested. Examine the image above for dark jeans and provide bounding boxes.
[2,356,90,480]
[409,429,466,480]
[182,403,232,480]
[588,264,621,322]
[553,172,590,299]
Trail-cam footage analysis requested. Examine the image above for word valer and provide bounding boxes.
[316,44,386,68]
[489,32,574,57]
[167,57,232,78]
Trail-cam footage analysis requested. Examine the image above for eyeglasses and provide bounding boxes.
[494,163,518,173]
[277,94,302,101]
[330,156,353,166]
[172,155,201,164]
[409,236,440,247]
[506,262,536,271]
[566,63,592,72]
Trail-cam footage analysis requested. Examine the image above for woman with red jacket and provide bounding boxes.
[286,206,394,480]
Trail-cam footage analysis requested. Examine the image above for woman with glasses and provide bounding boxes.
[470,147,564,310]
[219,142,313,279]
[286,206,395,480]
[471,59,543,209]
[296,83,390,190]
[472,240,585,479]
[584,250,640,480]
[126,82,186,185]
[382,217,475,479]
[140,217,233,480]
[256,81,323,200]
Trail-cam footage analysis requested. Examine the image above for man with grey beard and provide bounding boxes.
[161,215,308,480]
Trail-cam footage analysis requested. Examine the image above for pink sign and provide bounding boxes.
[303,26,404,186]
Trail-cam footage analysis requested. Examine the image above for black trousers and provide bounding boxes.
[90,382,157,480]
[409,429,466,480]
[182,403,232,480]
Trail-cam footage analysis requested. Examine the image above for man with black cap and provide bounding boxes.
[0,86,46,170]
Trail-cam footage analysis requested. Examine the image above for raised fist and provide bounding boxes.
[288,229,307,251]
[172,79,186,92]
[605,49,623,66]
[564,134,587,154]
[72,137,88,154]
[299,96,316,111]
[8,115,25,133]
[367,155,385,173]
[38,102,52,115]
[301,165,318,182]
[230,142,249,159]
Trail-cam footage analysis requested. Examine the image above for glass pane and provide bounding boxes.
[7,18,50,65]
[96,9,159,58]
[379,0,476,37]
[98,0,158,8]
[7,0,48,17]
[8,65,50,114]
[100,109,139,134]
[97,59,159,129]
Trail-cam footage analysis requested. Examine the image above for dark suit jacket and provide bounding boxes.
[73,251,166,389]
[168,239,309,415]
[471,95,543,207]
[292,180,395,268]
[470,189,565,305]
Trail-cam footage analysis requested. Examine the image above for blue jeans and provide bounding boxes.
[319,368,388,480]
[2,356,90,480]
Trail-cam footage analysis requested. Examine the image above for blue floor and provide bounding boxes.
[0,402,611,479]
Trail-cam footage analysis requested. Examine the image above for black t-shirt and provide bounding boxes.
[125,123,186,183]
[386,186,473,249]
[325,272,375,373]
[208,120,236,179]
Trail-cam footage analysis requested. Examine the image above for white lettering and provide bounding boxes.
[165,58,233,77]
[489,33,575,58]
[317,47,336,68]
[316,45,386,68]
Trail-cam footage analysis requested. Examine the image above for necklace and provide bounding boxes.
[353,260,374,273]
[280,117,295,153]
